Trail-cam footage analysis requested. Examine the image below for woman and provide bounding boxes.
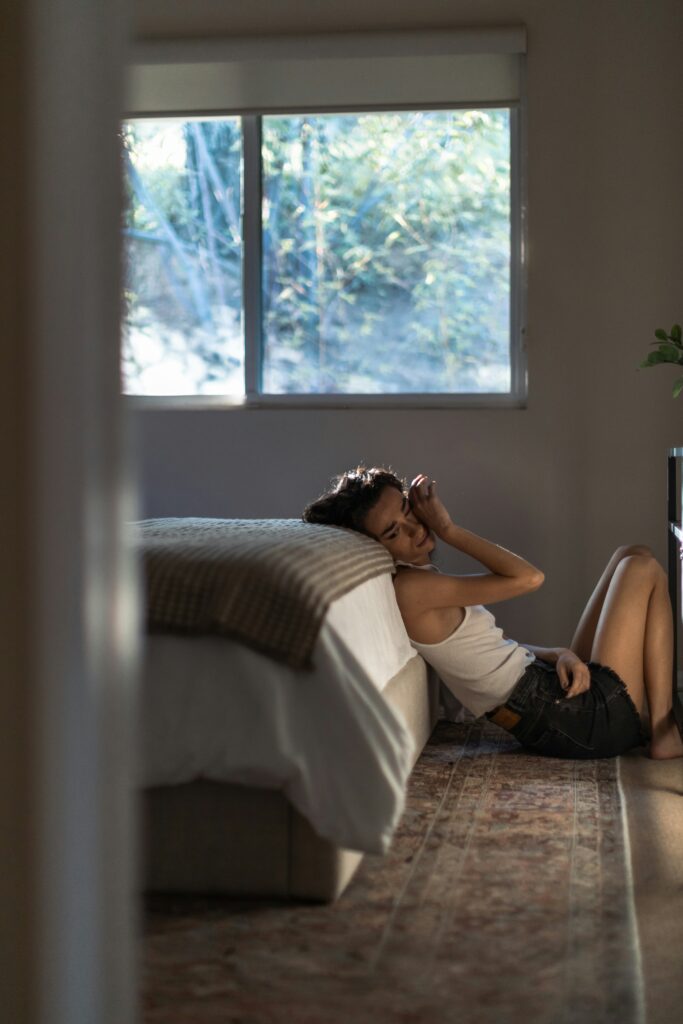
[303,466,683,760]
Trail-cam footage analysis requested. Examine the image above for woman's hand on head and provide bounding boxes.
[408,474,453,538]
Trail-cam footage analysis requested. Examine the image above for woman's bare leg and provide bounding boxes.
[570,545,654,659]
[587,554,682,759]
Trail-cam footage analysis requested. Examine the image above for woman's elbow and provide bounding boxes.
[525,569,545,592]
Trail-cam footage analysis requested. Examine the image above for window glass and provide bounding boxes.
[121,109,512,398]
[122,117,243,395]
[262,110,511,394]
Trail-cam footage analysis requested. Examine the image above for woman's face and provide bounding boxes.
[363,486,435,565]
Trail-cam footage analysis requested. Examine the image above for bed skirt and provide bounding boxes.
[142,654,438,901]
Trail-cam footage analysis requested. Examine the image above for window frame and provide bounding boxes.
[124,35,528,410]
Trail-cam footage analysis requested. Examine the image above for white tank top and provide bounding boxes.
[409,604,534,718]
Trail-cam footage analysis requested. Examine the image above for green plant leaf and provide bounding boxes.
[673,376,683,398]
[659,343,682,361]
[671,324,682,343]
[641,350,670,366]
[655,328,669,341]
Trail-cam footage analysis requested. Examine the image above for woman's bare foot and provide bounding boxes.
[650,710,683,759]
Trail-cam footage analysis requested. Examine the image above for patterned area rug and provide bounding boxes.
[142,720,644,1024]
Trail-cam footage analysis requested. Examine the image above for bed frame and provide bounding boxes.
[142,654,439,902]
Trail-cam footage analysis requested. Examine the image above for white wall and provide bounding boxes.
[131,0,683,646]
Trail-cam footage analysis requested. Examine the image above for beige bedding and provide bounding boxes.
[136,517,393,667]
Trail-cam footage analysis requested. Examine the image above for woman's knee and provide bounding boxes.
[616,552,665,586]
[613,544,654,562]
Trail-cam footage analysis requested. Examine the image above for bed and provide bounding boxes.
[137,518,444,901]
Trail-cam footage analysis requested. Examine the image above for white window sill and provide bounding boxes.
[125,393,527,411]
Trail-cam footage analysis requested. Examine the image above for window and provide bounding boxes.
[124,30,527,405]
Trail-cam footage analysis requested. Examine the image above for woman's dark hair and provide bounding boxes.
[303,466,404,534]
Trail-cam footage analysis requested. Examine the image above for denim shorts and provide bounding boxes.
[488,659,648,759]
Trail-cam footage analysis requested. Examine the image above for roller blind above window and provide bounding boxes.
[127,28,527,114]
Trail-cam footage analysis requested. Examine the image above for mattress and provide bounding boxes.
[139,573,419,854]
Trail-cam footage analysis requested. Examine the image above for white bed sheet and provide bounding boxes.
[320,573,416,691]
[139,574,418,854]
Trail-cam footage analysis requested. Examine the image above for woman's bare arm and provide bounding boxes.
[402,474,544,610]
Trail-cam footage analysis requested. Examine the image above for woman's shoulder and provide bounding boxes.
[393,564,446,607]
[395,560,441,574]
[393,566,468,643]
[394,563,438,587]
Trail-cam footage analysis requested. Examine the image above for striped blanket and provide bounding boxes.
[136,518,395,669]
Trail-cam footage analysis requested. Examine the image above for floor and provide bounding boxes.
[141,722,681,1023]
[620,750,683,1024]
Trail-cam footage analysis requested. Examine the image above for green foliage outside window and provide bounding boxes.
[121,109,512,396]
